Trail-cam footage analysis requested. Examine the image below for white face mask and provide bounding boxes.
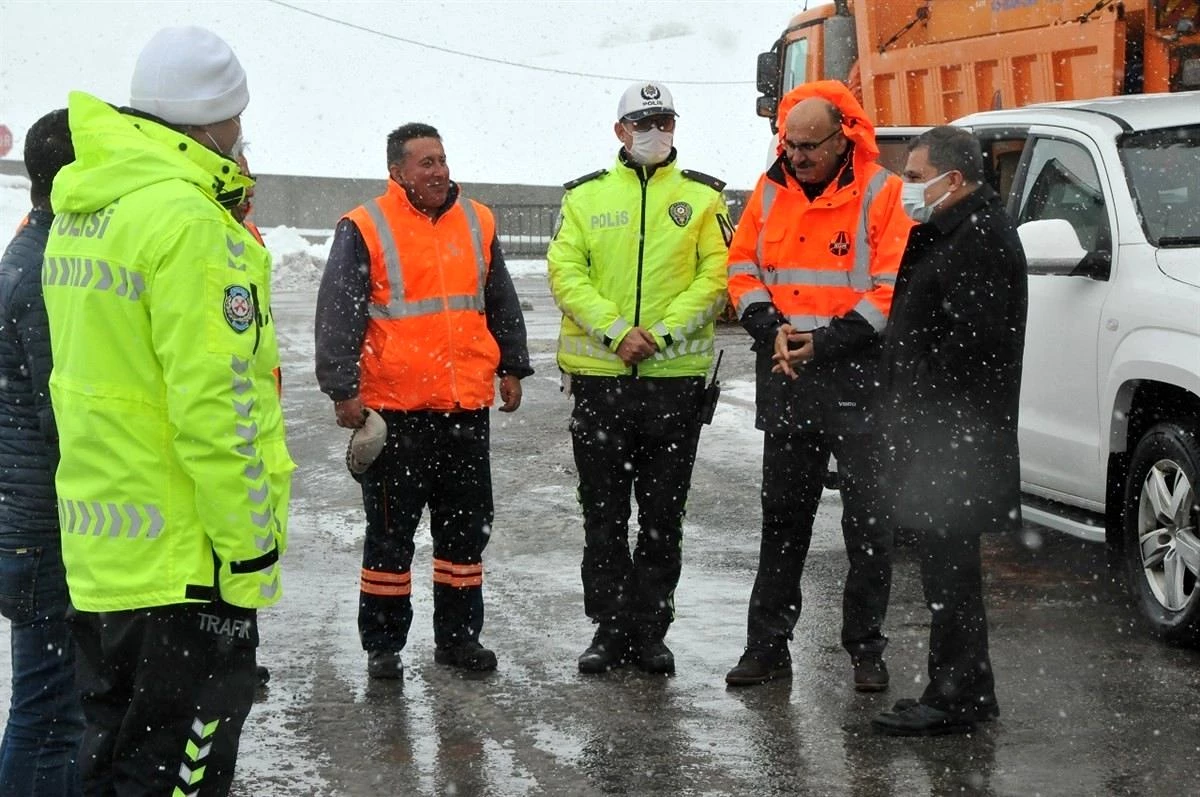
[901,171,953,223]
[203,117,244,161]
[629,128,673,166]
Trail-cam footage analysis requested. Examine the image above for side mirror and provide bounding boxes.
[757,51,780,96]
[1018,219,1087,275]
[1019,218,1112,279]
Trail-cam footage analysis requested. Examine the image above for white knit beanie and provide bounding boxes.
[129,26,249,126]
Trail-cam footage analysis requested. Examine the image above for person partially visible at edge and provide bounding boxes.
[547,81,730,676]
[314,122,532,681]
[723,80,912,692]
[872,126,1027,737]
[42,26,294,796]
[0,108,84,796]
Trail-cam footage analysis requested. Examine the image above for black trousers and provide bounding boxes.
[70,601,257,797]
[918,529,997,713]
[570,375,704,641]
[358,409,493,653]
[746,429,891,658]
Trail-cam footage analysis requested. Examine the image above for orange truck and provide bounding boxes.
[755,0,1200,129]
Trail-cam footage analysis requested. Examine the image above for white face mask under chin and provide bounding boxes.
[629,129,673,166]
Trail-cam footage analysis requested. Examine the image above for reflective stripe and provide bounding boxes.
[788,313,833,329]
[230,355,273,552]
[43,257,144,302]
[58,498,164,538]
[361,568,412,597]
[561,334,714,363]
[560,336,622,362]
[364,199,488,320]
[873,274,897,287]
[176,717,219,794]
[727,260,760,277]
[748,168,891,308]
[604,318,631,342]
[853,297,888,332]
[756,182,778,266]
[735,288,773,318]
[433,559,483,588]
[850,169,891,291]
[762,269,856,288]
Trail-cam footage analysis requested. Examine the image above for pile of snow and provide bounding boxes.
[259,225,330,292]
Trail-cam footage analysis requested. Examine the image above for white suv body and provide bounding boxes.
[954,93,1200,642]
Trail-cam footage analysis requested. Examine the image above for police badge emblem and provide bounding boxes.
[223,284,255,333]
[641,84,661,101]
[668,201,692,227]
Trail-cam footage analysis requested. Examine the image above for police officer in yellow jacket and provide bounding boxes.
[548,82,730,675]
[42,28,293,797]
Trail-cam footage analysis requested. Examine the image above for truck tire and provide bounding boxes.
[1122,421,1200,645]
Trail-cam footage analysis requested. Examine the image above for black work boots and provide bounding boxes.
[578,625,631,673]
[725,646,793,686]
[578,626,675,674]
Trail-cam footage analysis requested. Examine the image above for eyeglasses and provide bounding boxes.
[782,127,842,153]
[624,116,676,133]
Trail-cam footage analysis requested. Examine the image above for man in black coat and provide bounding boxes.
[0,108,84,790]
[871,126,1028,736]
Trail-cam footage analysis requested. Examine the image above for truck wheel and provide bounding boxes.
[1123,422,1200,645]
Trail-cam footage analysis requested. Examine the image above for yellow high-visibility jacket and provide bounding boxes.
[44,91,294,612]
[547,153,730,377]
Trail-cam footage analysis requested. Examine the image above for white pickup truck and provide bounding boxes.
[948,94,1200,643]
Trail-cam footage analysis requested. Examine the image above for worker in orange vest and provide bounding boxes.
[723,81,912,691]
[314,122,532,680]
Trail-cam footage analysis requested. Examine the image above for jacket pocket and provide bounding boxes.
[0,545,40,622]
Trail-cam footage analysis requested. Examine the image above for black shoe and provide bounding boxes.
[872,702,977,736]
[434,640,498,672]
[853,656,889,693]
[578,626,630,674]
[636,639,675,675]
[725,647,792,686]
[255,665,270,689]
[891,697,1000,723]
[367,650,404,680]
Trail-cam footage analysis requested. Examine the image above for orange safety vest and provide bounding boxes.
[727,81,911,332]
[345,180,500,412]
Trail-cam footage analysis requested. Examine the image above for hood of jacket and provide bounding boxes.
[51,91,253,216]
[774,80,880,165]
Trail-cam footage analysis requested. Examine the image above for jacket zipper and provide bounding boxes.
[249,283,263,355]
[632,167,648,378]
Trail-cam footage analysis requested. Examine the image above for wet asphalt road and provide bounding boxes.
[222,276,1197,795]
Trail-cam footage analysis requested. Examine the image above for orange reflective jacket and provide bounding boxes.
[345,180,499,411]
[728,81,911,334]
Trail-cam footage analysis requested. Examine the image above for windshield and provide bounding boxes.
[1119,125,1200,246]
[781,37,809,94]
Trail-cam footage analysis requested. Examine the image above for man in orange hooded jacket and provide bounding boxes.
[724,82,912,690]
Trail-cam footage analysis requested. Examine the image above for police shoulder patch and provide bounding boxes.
[681,169,727,193]
[563,169,609,190]
[223,284,255,333]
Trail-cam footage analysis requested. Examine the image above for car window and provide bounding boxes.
[1119,125,1200,246]
[1017,138,1110,253]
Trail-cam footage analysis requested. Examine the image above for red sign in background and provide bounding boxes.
[0,125,12,157]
